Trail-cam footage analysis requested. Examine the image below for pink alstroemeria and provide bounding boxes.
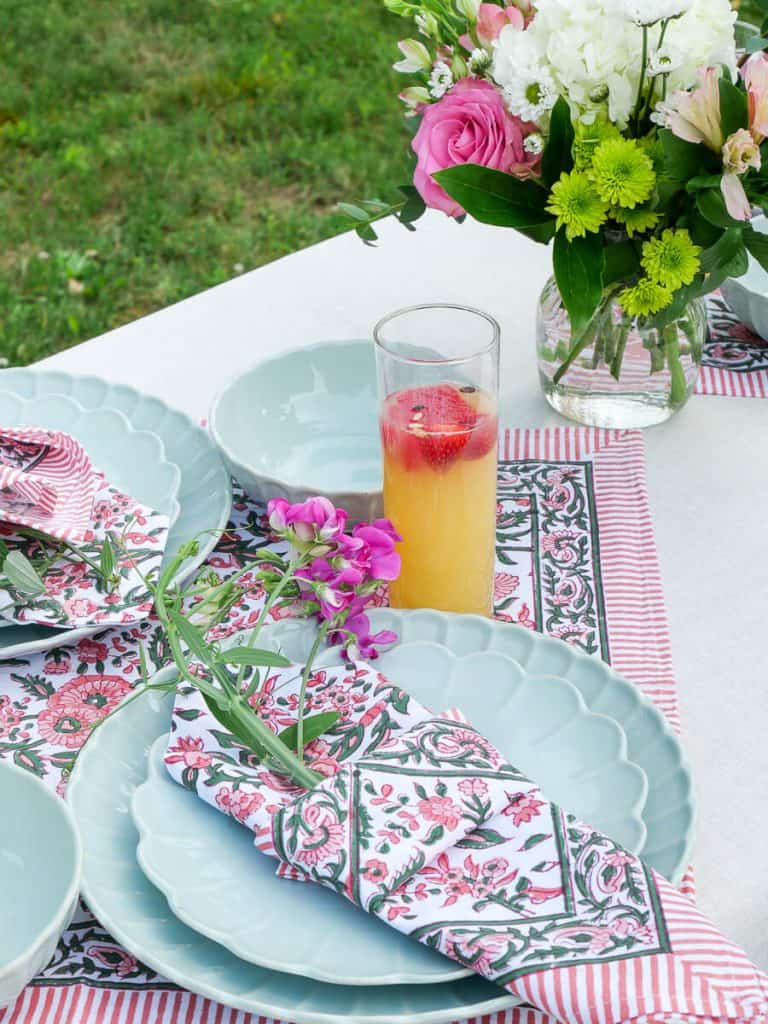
[476,2,524,46]
[663,67,724,151]
[662,67,756,222]
[742,51,768,143]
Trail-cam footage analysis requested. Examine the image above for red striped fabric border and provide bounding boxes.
[695,364,768,398]
[0,427,698,1024]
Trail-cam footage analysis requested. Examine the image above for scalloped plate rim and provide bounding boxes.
[67,681,522,1024]
[130,645,648,987]
[0,370,232,658]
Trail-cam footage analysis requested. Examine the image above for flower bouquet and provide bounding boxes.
[348,0,768,425]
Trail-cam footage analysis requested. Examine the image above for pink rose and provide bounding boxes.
[411,79,540,216]
[477,2,523,46]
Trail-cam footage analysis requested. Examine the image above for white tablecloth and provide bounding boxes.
[42,210,768,969]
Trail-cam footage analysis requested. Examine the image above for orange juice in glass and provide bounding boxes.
[374,304,500,616]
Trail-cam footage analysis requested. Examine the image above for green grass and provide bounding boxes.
[0,0,409,366]
[0,2,755,367]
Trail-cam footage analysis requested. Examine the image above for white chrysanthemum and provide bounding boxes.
[492,0,735,129]
[428,61,454,99]
[624,0,692,25]
[503,66,558,122]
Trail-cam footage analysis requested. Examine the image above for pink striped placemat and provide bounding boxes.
[0,426,688,1024]
[697,293,768,398]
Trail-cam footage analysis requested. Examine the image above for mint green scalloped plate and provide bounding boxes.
[0,370,231,658]
[131,646,647,986]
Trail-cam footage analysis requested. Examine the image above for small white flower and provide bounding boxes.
[524,132,544,155]
[428,61,454,99]
[503,66,558,122]
[37,250,50,261]
[233,262,245,274]
[624,1,692,26]
[468,48,491,74]
[393,38,432,74]
[647,45,684,76]
[415,11,438,37]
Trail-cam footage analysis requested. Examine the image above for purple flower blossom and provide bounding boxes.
[265,496,401,659]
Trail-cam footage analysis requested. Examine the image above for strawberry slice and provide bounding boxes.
[382,384,483,470]
[418,423,474,467]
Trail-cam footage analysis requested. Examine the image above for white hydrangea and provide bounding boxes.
[492,0,736,129]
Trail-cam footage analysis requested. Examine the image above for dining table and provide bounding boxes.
[36,208,768,984]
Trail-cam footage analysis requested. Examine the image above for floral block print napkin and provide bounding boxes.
[0,428,99,543]
[0,473,169,629]
[167,664,768,1024]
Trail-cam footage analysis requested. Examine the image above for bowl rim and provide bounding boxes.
[209,339,381,499]
[0,759,83,981]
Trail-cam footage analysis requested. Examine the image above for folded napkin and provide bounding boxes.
[166,661,768,1024]
[0,428,99,543]
[0,428,170,629]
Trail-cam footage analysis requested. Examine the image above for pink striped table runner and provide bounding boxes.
[0,427,694,1024]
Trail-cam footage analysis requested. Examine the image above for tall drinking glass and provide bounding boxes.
[374,304,500,616]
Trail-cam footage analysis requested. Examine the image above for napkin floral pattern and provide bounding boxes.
[0,473,169,629]
[167,672,768,1024]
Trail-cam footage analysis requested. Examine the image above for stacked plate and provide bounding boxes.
[0,370,232,658]
[67,609,696,1024]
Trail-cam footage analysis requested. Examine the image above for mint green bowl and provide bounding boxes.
[0,761,82,1009]
[210,341,382,523]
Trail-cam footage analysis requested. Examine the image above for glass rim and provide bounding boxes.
[373,303,500,367]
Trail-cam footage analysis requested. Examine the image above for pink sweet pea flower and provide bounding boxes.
[411,78,541,217]
[476,2,523,46]
[351,521,401,582]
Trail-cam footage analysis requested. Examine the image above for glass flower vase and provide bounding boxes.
[536,276,706,428]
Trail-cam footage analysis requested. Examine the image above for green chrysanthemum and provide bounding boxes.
[546,171,608,241]
[611,205,661,238]
[590,138,656,209]
[572,120,623,171]
[619,277,674,318]
[641,229,702,290]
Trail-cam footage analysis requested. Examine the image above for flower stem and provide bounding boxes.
[610,323,631,381]
[663,323,688,405]
[296,625,328,761]
[633,27,649,134]
[553,325,594,384]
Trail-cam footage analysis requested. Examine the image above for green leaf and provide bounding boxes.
[277,711,341,752]
[337,202,370,222]
[456,828,508,849]
[718,77,748,139]
[744,224,768,271]
[168,608,210,664]
[604,239,640,285]
[204,695,268,758]
[541,96,574,188]
[398,184,426,225]
[696,188,745,229]
[434,164,551,229]
[100,535,115,582]
[355,222,378,244]
[552,230,605,336]
[700,227,745,273]
[746,36,768,54]
[686,174,725,192]
[659,129,712,184]
[521,832,550,851]
[517,220,556,245]
[216,646,292,668]
[2,550,46,597]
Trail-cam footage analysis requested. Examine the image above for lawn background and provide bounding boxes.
[0,0,758,366]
